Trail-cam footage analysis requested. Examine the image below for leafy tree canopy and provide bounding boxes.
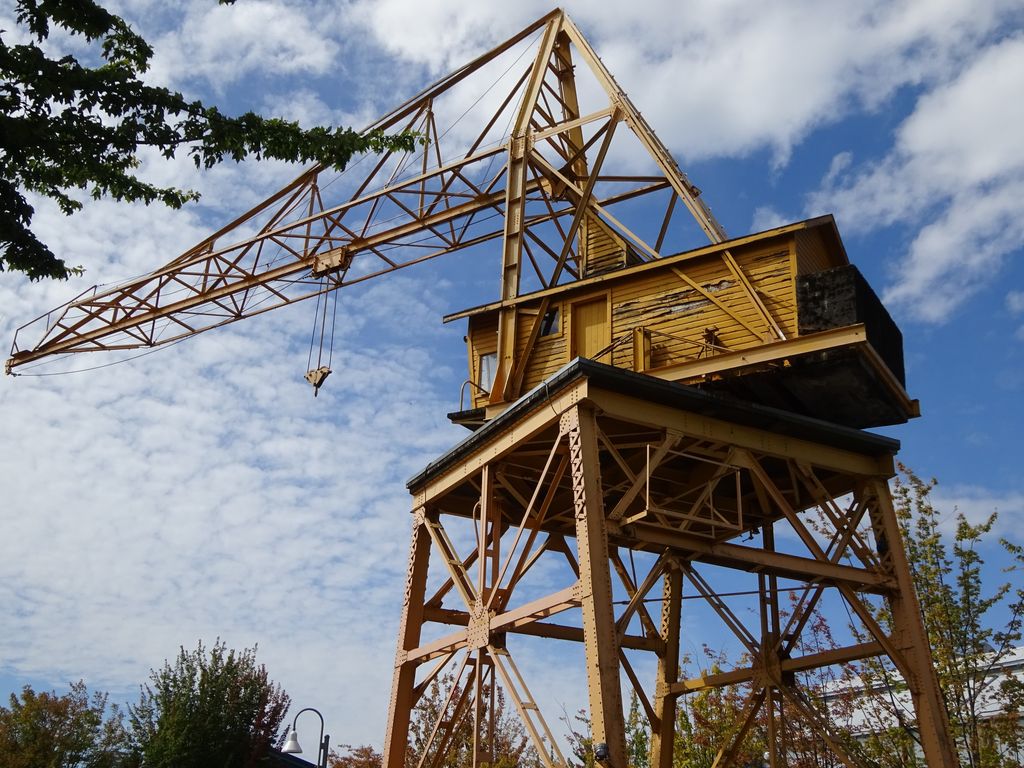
[328,743,383,768]
[854,466,1024,768]
[0,680,129,768]
[0,0,416,280]
[127,639,290,768]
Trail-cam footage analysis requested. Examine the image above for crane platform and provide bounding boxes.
[387,358,950,768]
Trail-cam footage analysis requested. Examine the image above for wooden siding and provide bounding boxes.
[571,296,611,358]
[795,228,843,275]
[607,241,798,372]
[460,220,856,405]
[517,239,799,390]
[467,313,499,409]
[518,307,568,394]
[581,215,640,277]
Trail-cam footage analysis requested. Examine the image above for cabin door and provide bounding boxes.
[571,296,610,361]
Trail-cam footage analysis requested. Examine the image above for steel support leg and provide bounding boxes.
[566,405,627,767]
[383,511,432,768]
[860,479,959,768]
[650,564,681,768]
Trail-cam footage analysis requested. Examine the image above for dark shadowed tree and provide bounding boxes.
[127,639,290,768]
[0,0,416,280]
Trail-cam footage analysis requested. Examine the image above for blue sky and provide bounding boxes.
[1,0,1023,750]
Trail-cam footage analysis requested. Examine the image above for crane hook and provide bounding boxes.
[305,366,332,396]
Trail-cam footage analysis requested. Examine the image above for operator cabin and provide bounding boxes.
[446,214,916,432]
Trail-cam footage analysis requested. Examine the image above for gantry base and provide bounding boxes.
[383,359,957,768]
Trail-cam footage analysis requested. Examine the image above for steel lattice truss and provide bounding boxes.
[387,376,957,768]
[7,9,723,376]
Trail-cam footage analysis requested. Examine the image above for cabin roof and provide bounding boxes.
[442,214,847,323]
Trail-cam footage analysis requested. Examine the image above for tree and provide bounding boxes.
[0,0,416,280]
[0,680,129,768]
[329,744,383,768]
[666,468,1024,768]
[562,707,596,768]
[562,690,669,768]
[851,466,1024,768]
[127,639,290,768]
[672,648,765,768]
[624,691,651,768]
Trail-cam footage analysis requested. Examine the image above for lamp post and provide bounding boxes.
[281,707,330,768]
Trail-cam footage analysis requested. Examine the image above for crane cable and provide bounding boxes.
[298,43,536,398]
[304,277,339,396]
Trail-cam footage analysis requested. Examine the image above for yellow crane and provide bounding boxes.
[5,9,957,768]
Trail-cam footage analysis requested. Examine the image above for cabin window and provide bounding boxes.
[540,308,560,337]
[479,352,497,391]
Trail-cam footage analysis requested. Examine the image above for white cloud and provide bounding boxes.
[822,152,854,189]
[751,206,789,232]
[1009,292,1024,341]
[0,273,463,743]
[884,181,1024,322]
[2,129,467,744]
[810,35,1024,323]
[260,88,349,128]
[932,486,1024,536]
[345,0,1023,165]
[346,0,544,73]
[145,0,340,92]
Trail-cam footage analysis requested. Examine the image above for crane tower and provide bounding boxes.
[7,9,957,768]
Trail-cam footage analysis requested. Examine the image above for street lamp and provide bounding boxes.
[281,707,330,768]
